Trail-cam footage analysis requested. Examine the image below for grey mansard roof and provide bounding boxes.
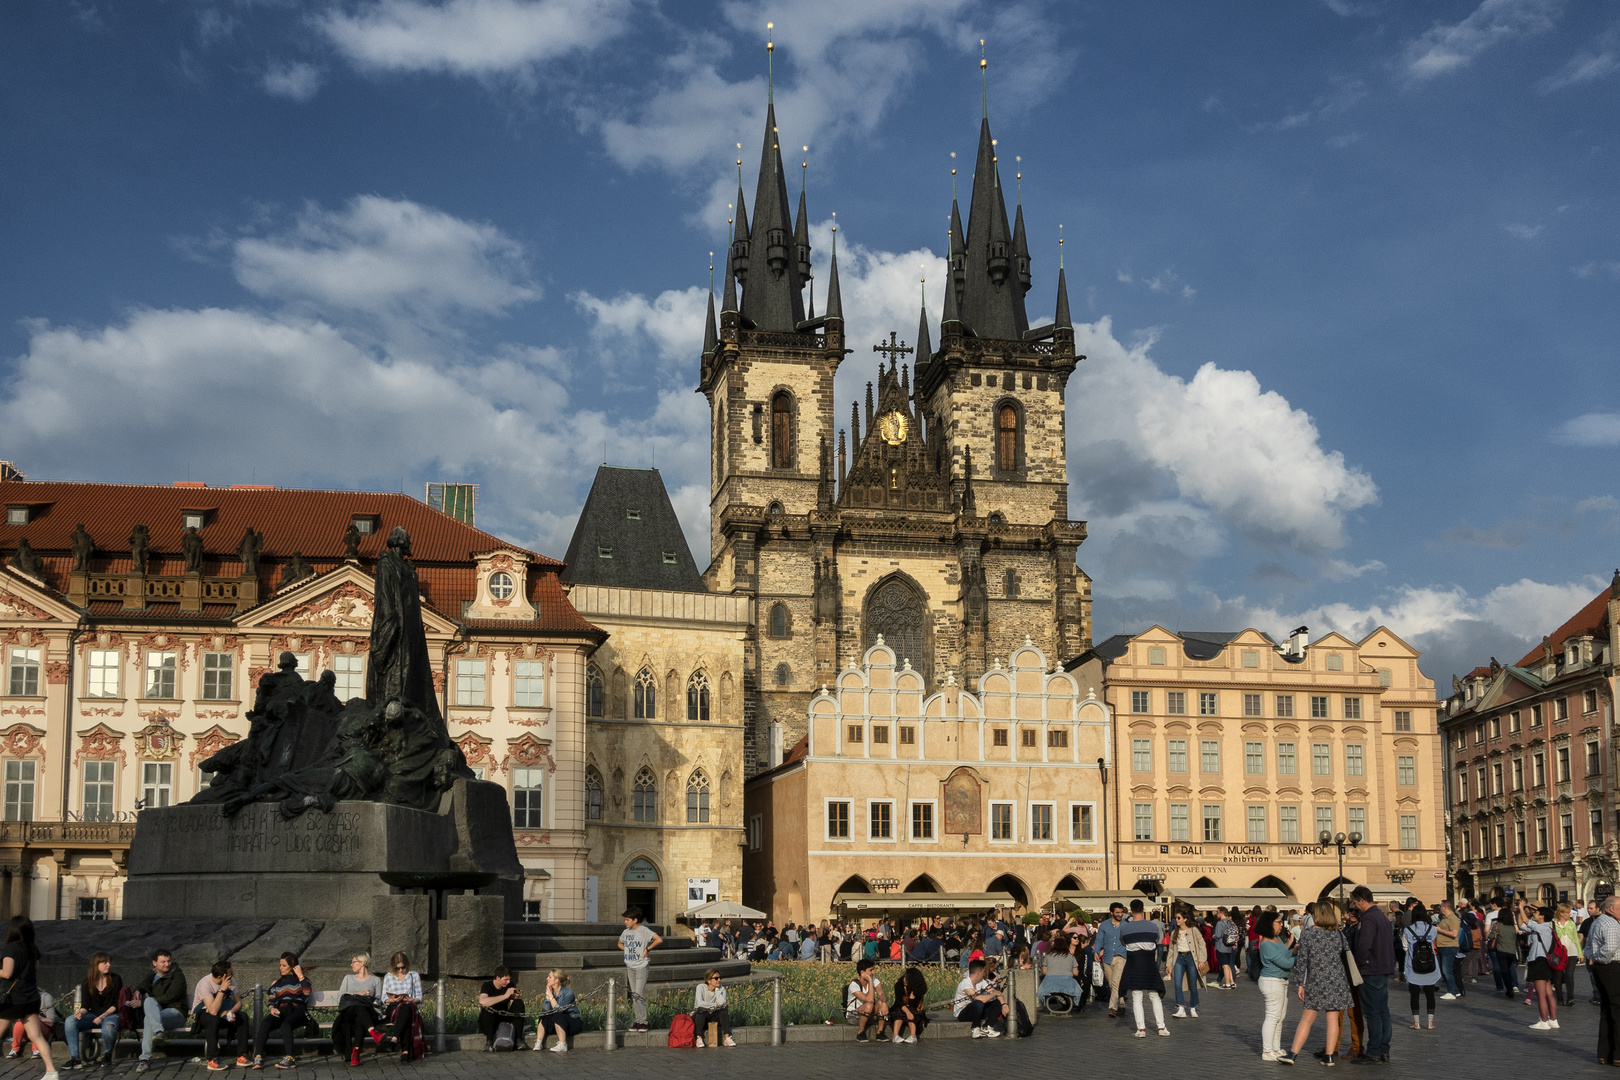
[560,466,707,594]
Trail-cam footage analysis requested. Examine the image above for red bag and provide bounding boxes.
[667,1014,695,1048]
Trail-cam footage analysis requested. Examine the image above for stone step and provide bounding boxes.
[504,947,726,971]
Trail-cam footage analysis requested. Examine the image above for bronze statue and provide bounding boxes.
[181,526,204,574]
[283,551,311,586]
[70,524,94,572]
[129,524,150,574]
[237,526,263,576]
[367,527,441,722]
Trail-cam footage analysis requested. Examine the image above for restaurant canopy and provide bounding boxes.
[1049,890,1155,914]
[831,891,1016,914]
[1161,887,1300,910]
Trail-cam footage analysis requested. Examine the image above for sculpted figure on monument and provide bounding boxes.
[181,526,204,573]
[7,538,44,580]
[70,524,94,572]
[190,527,469,817]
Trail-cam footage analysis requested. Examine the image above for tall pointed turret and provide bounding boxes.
[958,114,1029,340]
[1054,266,1071,329]
[721,239,738,315]
[793,177,812,285]
[916,283,933,362]
[731,183,750,289]
[702,279,718,359]
[949,197,966,310]
[1012,202,1031,296]
[824,225,843,323]
[739,102,808,331]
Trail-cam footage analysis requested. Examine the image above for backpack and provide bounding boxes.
[667,1013,695,1048]
[1547,933,1570,973]
[1014,999,1034,1038]
[1409,928,1437,975]
[492,1021,515,1051]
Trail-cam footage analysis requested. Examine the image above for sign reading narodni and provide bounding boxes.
[128,801,449,876]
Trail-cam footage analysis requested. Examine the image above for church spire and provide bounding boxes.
[721,237,738,315]
[793,150,812,284]
[916,277,933,361]
[1012,160,1031,296]
[1054,266,1071,329]
[702,257,718,358]
[956,51,1029,341]
[823,218,843,322]
[739,95,808,331]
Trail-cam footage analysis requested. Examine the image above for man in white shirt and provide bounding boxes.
[846,959,889,1042]
[952,959,1004,1038]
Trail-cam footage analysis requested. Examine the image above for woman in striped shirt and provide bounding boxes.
[381,953,424,1063]
[250,954,309,1070]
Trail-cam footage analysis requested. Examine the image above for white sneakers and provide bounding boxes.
[1548,1019,1561,1029]
[549,1043,568,1053]
[1529,1020,1551,1030]
[1134,1029,1147,1038]
[1158,1027,1170,1037]
[1172,1007,1187,1018]
[1190,1008,1199,1017]
[1439,993,1457,1001]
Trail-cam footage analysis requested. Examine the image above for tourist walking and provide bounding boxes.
[1094,903,1128,1018]
[1489,899,1521,997]
[1167,910,1206,1018]
[1214,908,1241,989]
[1279,901,1353,1066]
[1520,902,1559,1031]
[1119,901,1168,1038]
[1435,901,1462,1000]
[1349,886,1395,1064]
[1402,904,1441,1030]
[1256,912,1296,1061]
[0,916,55,1080]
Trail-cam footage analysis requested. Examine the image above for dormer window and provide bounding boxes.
[488,572,514,600]
[182,511,207,530]
[662,552,677,564]
[598,547,612,559]
[626,509,641,520]
[6,507,28,526]
[351,515,378,536]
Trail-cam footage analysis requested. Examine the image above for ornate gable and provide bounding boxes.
[838,359,948,512]
[268,581,373,628]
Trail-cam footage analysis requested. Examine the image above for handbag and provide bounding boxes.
[1342,938,1364,987]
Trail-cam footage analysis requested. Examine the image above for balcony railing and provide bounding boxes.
[0,821,139,846]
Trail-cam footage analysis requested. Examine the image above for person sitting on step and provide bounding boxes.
[250,953,310,1071]
[381,953,424,1063]
[476,968,525,1051]
[533,971,581,1053]
[331,953,386,1067]
[192,962,249,1071]
[691,970,736,1048]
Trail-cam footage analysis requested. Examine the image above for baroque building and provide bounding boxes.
[561,466,751,926]
[700,80,1093,776]
[0,478,601,921]
[1439,574,1620,905]
[1069,625,1444,906]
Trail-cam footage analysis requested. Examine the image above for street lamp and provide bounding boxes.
[1320,829,1363,906]
[870,877,900,893]
[1098,757,1111,890]
[1385,868,1416,896]
[1140,873,1166,903]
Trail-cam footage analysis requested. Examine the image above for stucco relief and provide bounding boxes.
[269,583,374,628]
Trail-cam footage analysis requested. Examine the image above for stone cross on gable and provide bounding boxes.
[872,332,913,363]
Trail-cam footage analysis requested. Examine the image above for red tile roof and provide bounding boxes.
[1,479,599,637]
[1465,665,1493,679]
[1514,587,1614,668]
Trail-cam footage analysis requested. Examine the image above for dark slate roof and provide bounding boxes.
[560,466,707,593]
[1179,631,1242,660]
[1091,634,1132,661]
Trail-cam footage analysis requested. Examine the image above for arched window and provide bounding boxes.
[585,664,604,719]
[633,667,657,719]
[771,392,793,469]
[997,403,1019,471]
[633,767,657,822]
[774,663,792,687]
[687,671,711,721]
[769,603,790,638]
[584,767,603,820]
[864,577,928,681]
[686,769,710,823]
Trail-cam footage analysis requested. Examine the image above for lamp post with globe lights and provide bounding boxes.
[1320,829,1363,906]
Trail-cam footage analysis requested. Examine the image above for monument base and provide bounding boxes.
[123,779,523,921]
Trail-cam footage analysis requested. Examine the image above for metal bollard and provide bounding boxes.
[253,984,264,1047]
[770,975,782,1046]
[604,978,617,1051]
[435,979,445,1055]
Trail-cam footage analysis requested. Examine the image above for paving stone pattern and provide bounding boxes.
[8,975,1604,1080]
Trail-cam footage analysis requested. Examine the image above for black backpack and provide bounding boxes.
[1014,999,1034,1037]
[1410,927,1437,975]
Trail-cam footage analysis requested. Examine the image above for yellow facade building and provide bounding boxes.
[743,639,1112,922]
[1069,626,1445,905]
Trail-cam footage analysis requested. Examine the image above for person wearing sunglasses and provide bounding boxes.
[691,969,736,1047]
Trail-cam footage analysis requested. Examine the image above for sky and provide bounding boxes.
[2,0,1617,695]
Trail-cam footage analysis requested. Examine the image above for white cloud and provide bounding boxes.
[1069,317,1379,561]
[1402,0,1562,81]
[1576,495,1619,513]
[1247,79,1365,133]
[1539,24,1619,91]
[1573,260,1620,279]
[317,0,632,76]
[571,285,712,374]
[232,196,538,334]
[1554,411,1620,447]
[1502,222,1542,239]
[263,60,323,101]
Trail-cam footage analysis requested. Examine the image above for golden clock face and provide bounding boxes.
[879,410,908,445]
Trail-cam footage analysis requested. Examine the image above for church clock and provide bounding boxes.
[878,410,908,445]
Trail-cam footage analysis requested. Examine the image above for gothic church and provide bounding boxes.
[699,81,1094,775]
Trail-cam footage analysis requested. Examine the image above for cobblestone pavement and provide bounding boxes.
[5,976,1607,1080]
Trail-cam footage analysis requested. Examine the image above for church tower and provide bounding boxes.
[705,53,1092,776]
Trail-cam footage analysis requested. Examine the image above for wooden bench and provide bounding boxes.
[128,990,357,1059]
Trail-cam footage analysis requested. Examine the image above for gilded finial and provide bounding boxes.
[950,150,957,200]
[980,39,988,118]
[1015,155,1022,205]
[766,22,774,104]
[1059,224,1064,269]
[709,253,714,292]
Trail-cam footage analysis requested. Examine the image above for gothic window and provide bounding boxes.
[864,577,928,681]
[585,664,604,719]
[633,767,657,822]
[771,392,793,469]
[769,603,790,638]
[774,663,792,686]
[584,767,603,820]
[633,667,657,719]
[687,671,711,721]
[686,769,711,823]
[1004,569,1019,598]
[997,403,1020,471]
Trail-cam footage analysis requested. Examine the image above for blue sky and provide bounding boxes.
[2,0,1617,691]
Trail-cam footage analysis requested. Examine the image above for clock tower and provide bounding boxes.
[703,64,1092,777]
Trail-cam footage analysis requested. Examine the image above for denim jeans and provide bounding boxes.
[1493,951,1519,994]
[1359,975,1392,1059]
[141,999,187,1060]
[65,1014,119,1059]
[1172,952,1200,1008]
[1438,946,1460,995]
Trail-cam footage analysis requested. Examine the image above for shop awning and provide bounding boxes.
[1162,887,1300,910]
[831,891,1016,914]
[1358,885,1419,904]
[1050,891,1154,914]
